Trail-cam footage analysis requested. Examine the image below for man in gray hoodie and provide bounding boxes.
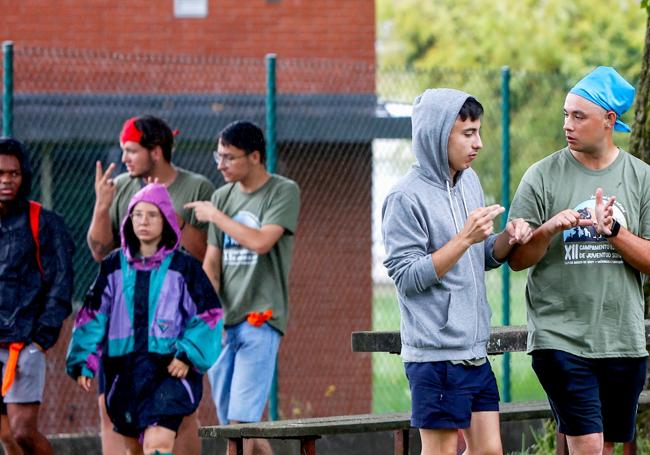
[382,89,532,455]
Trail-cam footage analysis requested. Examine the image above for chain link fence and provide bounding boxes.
[1,44,638,434]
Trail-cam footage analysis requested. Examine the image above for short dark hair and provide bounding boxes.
[135,115,175,162]
[0,137,32,201]
[218,121,266,164]
[457,97,483,121]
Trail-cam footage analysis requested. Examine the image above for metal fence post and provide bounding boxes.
[265,53,279,421]
[266,53,277,174]
[2,41,14,137]
[501,66,512,403]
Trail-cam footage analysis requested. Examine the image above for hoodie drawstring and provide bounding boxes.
[446,181,460,234]
[448,179,480,353]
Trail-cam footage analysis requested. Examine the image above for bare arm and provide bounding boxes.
[177,218,208,261]
[608,228,650,274]
[87,162,117,262]
[508,209,592,271]
[492,218,534,261]
[186,201,285,255]
[203,244,221,293]
[432,204,505,278]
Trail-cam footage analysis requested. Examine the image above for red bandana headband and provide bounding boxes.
[120,117,143,145]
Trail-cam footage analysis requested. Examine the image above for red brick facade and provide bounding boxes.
[1,0,374,62]
[1,0,375,93]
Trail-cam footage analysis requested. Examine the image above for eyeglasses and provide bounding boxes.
[130,210,162,224]
[213,151,248,166]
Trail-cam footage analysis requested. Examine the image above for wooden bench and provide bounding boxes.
[352,323,650,455]
[199,323,650,454]
[198,399,555,455]
[199,412,411,455]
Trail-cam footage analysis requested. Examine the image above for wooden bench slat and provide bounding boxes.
[352,321,650,355]
[200,392,650,441]
[199,412,411,439]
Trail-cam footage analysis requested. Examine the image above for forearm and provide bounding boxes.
[203,246,221,293]
[210,210,274,254]
[87,205,115,262]
[431,234,472,279]
[179,224,208,261]
[609,228,650,274]
[508,224,554,271]
[492,231,514,262]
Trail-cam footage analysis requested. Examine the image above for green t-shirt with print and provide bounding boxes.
[509,147,650,358]
[109,167,215,240]
[207,175,300,334]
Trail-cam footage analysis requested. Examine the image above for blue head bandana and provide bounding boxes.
[569,66,635,133]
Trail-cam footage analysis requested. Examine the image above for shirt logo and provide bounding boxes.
[224,211,260,266]
[562,196,626,265]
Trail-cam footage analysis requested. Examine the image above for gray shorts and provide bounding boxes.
[0,343,46,404]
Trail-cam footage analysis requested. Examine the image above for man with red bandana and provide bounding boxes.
[87,115,214,455]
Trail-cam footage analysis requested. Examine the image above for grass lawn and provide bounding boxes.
[371,268,546,413]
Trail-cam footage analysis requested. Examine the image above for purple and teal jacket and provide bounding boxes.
[66,183,222,380]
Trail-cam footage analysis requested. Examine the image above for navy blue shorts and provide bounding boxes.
[405,360,499,430]
[532,349,647,442]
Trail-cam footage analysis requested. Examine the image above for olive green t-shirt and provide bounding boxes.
[207,175,300,334]
[109,167,215,240]
[509,148,650,358]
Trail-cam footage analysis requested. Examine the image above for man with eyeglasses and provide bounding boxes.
[86,115,214,455]
[186,120,300,455]
[0,137,74,455]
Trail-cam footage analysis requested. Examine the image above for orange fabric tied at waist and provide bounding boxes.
[2,342,25,397]
[246,310,273,327]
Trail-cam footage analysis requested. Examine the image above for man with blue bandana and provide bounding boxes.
[509,67,650,454]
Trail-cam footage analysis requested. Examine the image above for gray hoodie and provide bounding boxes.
[381,88,502,363]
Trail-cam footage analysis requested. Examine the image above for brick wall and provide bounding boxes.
[1,0,375,93]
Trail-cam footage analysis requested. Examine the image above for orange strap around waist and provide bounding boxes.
[2,342,25,397]
[246,310,273,327]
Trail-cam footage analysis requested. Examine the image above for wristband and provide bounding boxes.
[602,220,621,238]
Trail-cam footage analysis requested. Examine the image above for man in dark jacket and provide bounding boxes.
[0,137,74,455]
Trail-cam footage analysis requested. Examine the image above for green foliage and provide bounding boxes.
[377,0,646,78]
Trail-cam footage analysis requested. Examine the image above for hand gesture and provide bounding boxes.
[184,201,218,224]
[77,375,92,393]
[547,209,592,235]
[94,161,117,210]
[168,358,190,379]
[460,204,505,245]
[505,218,533,245]
[593,187,616,236]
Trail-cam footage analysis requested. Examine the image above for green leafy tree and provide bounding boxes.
[377,0,647,204]
[378,0,646,77]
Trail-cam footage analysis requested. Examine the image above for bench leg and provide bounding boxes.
[227,437,244,455]
[393,429,409,455]
[555,432,569,455]
[300,437,317,455]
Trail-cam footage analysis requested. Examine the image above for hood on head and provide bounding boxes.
[411,88,471,186]
[121,183,180,267]
[0,137,32,206]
